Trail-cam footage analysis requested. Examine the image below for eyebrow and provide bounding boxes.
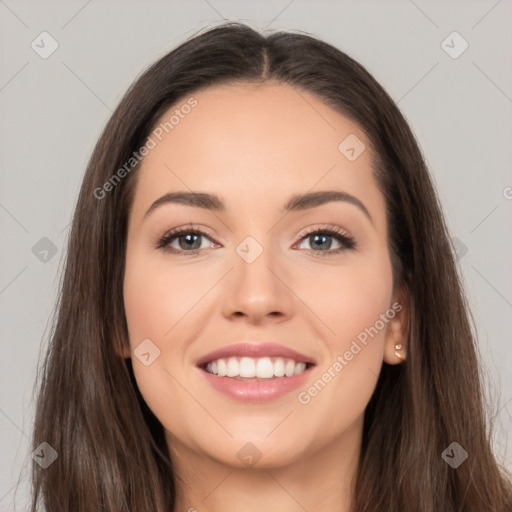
[143,190,373,224]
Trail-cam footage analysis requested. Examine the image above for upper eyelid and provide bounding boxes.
[297,224,351,238]
[159,224,352,241]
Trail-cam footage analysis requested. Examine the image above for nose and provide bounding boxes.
[221,243,295,325]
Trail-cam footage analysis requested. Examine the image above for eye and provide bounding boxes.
[156,225,217,255]
[294,225,357,256]
[155,224,357,256]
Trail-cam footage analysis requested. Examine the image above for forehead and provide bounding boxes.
[131,82,384,223]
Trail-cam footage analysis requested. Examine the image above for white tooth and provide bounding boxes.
[256,357,274,379]
[239,357,256,378]
[284,359,295,377]
[273,358,285,377]
[217,359,227,377]
[212,356,306,378]
[294,362,306,375]
[226,357,239,377]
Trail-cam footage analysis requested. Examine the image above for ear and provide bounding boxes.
[383,282,409,365]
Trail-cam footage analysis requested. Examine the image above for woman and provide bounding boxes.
[31,21,512,511]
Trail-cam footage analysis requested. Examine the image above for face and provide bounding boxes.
[122,82,408,469]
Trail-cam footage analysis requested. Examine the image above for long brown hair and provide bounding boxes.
[30,22,512,511]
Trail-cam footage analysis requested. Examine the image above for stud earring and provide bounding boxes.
[394,344,406,360]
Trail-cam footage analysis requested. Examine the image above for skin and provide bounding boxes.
[122,82,409,512]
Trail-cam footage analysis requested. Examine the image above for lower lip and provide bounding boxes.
[198,366,314,403]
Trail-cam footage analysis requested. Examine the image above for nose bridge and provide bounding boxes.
[235,232,279,296]
[222,231,292,321]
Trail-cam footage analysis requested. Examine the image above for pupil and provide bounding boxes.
[180,234,200,250]
[312,234,330,250]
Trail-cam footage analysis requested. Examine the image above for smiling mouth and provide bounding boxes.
[201,356,315,380]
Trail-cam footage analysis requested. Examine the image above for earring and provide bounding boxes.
[394,344,406,360]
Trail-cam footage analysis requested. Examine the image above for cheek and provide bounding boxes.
[123,250,210,344]
[308,246,394,348]
[293,248,393,434]
[122,249,206,439]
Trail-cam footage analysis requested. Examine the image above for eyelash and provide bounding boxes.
[155,223,357,257]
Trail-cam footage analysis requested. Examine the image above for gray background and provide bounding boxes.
[1,0,511,509]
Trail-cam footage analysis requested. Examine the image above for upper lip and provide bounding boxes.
[196,342,316,368]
